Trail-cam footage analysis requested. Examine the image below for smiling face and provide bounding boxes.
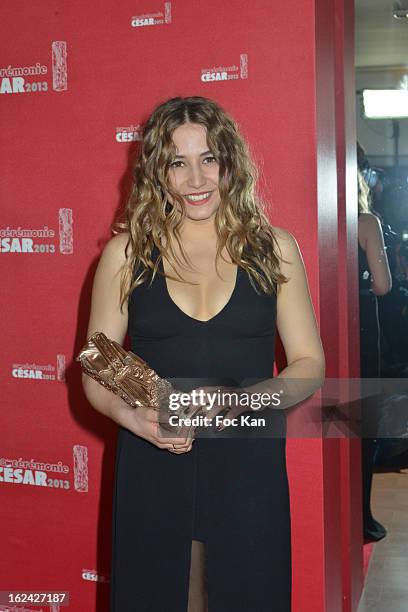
[167,122,221,222]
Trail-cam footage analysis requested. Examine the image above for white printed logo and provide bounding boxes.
[131,1,171,27]
[57,354,66,382]
[59,208,73,254]
[0,456,70,489]
[0,41,68,95]
[82,569,109,583]
[52,41,68,91]
[0,447,88,494]
[116,124,143,143]
[11,354,66,381]
[0,209,74,255]
[73,445,89,492]
[201,53,248,82]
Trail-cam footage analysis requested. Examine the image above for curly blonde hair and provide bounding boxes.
[112,96,289,312]
[357,168,373,214]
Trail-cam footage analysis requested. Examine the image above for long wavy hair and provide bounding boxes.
[358,168,373,214]
[112,96,289,312]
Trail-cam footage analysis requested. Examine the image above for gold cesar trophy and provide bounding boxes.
[76,332,196,437]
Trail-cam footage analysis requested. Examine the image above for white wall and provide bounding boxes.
[356,67,408,167]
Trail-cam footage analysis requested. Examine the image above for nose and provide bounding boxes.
[187,161,207,190]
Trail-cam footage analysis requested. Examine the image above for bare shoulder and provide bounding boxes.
[358,212,383,243]
[270,224,302,263]
[359,212,377,222]
[93,231,132,293]
[83,232,132,345]
[359,212,381,231]
[101,231,131,264]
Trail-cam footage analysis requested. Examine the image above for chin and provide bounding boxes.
[185,204,219,221]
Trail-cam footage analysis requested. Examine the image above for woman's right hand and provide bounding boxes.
[123,405,195,454]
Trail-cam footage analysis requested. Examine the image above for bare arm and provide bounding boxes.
[241,227,325,410]
[80,232,192,451]
[359,214,392,296]
[80,232,136,428]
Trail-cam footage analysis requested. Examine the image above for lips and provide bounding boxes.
[183,191,214,205]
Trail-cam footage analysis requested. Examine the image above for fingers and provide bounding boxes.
[160,427,195,453]
[150,421,193,447]
[169,445,193,454]
[155,438,194,453]
[215,406,247,431]
[169,438,194,454]
[182,386,232,421]
[135,406,194,453]
[204,404,227,422]
[143,408,198,454]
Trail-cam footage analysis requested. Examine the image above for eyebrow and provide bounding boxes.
[173,150,213,159]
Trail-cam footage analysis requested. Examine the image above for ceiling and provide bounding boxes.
[355,0,408,68]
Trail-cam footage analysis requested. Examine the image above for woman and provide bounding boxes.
[357,168,392,542]
[81,96,325,611]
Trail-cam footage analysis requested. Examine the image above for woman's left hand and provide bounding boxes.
[182,385,251,432]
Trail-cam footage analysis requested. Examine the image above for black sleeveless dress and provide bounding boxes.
[358,239,380,378]
[110,245,292,612]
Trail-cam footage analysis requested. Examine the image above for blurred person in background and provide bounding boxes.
[358,167,392,542]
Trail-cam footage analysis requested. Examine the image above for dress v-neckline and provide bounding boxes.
[157,249,240,324]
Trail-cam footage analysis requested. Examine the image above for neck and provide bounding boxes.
[179,215,218,244]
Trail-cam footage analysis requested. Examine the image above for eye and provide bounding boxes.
[169,160,184,168]
[204,156,217,164]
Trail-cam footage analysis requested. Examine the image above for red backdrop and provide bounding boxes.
[1,1,361,610]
